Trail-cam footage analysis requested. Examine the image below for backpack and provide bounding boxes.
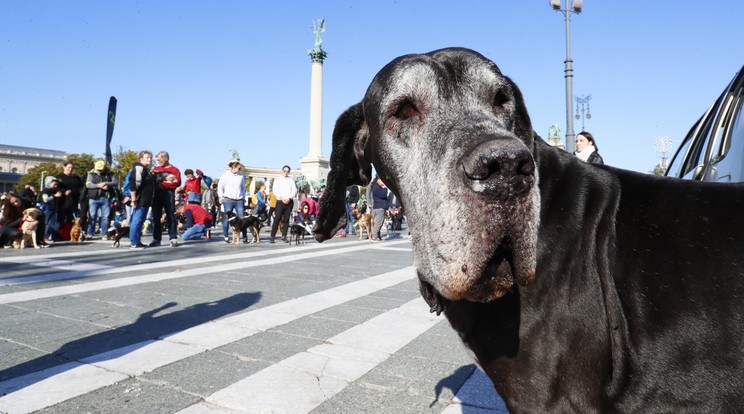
[122,169,134,198]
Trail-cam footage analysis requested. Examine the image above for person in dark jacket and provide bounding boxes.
[575,131,604,164]
[369,176,389,242]
[57,161,84,224]
[128,151,155,249]
[85,160,118,239]
[344,184,360,236]
[38,176,63,242]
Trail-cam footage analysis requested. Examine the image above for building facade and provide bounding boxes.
[0,144,67,192]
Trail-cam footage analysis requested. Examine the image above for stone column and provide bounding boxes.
[301,20,330,183]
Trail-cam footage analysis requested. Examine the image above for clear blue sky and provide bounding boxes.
[2,1,742,178]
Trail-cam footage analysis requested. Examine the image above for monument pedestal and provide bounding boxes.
[300,155,330,182]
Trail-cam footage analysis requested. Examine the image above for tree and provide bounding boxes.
[650,163,667,176]
[64,153,96,176]
[16,162,63,192]
[112,146,138,182]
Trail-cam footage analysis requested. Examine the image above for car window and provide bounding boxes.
[705,92,744,182]
[666,124,696,178]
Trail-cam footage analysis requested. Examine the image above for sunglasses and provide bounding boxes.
[283,170,290,173]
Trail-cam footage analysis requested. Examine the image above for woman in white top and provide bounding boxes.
[217,159,246,243]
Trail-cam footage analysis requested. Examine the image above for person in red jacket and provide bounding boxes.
[179,200,213,241]
[150,151,182,247]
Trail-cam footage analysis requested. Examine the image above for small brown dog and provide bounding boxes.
[14,208,43,249]
[69,217,84,242]
[353,208,374,241]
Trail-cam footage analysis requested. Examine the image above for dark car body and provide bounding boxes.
[666,65,744,182]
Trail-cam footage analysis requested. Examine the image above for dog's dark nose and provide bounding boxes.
[460,136,535,198]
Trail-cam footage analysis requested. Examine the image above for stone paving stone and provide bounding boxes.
[34,377,200,414]
[311,381,449,414]
[215,330,323,364]
[142,349,272,398]
[344,294,413,312]
[268,315,356,341]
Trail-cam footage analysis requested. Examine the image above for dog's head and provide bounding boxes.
[72,217,83,228]
[314,48,540,311]
[23,207,43,222]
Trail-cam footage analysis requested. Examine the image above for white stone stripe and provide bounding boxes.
[0,240,409,304]
[179,298,439,414]
[0,240,405,286]
[0,267,417,414]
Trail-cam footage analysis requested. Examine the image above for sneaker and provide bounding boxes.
[224,237,230,244]
[148,240,161,247]
[270,237,276,244]
[130,243,146,250]
[170,239,178,247]
[281,237,287,242]
[102,235,111,241]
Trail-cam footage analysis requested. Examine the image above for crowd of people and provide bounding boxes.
[0,153,407,250]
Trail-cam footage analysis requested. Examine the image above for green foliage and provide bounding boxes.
[112,146,138,182]
[650,163,667,176]
[64,153,96,175]
[16,162,63,191]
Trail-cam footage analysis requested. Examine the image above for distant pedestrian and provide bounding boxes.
[269,165,298,243]
[57,161,84,224]
[128,150,155,249]
[150,151,181,247]
[85,160,118,240]
[575,131,604,164]
[345,184,360,235]
[217,159,246,243]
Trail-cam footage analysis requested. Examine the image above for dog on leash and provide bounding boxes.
[69,217,84,242]
[353,208,375,241]
[226,211,264,244]
[107,221,131,248]
[13,207,43,249]
[289,221,313,245]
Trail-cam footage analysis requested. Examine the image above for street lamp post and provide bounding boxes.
[550,0,583,153]
[575,94,592,131]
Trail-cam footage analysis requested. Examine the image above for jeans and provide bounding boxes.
[372,208,386,239]
[182,224,206,240]
[221,198,245,238]
[152,189,176,242]
[41,205,58,240]
[129,205,147,246]
[87,197,111,236]
[345,203,355,234]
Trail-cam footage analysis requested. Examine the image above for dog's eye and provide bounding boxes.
[493,90,510,108]
[394,100,418,120]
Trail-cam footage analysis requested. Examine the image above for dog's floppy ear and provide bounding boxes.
[314,103,372,242]
[506,76,534,144]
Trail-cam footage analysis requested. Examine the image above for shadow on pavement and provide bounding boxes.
[0,291,262,394]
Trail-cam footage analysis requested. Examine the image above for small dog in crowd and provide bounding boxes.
[353,208,374,241]
[13,207,43,249]
[289,221,313,246]
[226,211,264,244]
[107,221,130,248]
[69,217,84,242]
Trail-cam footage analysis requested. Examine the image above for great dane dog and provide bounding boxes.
[313,48,744,412]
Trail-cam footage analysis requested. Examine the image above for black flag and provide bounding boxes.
[105,96,117,166]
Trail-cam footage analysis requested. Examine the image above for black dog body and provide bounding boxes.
[107,223,130,248]
[226,211,263,244]
[313,48,744,412]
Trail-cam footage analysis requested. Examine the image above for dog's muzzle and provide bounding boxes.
[460,136,535,199]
